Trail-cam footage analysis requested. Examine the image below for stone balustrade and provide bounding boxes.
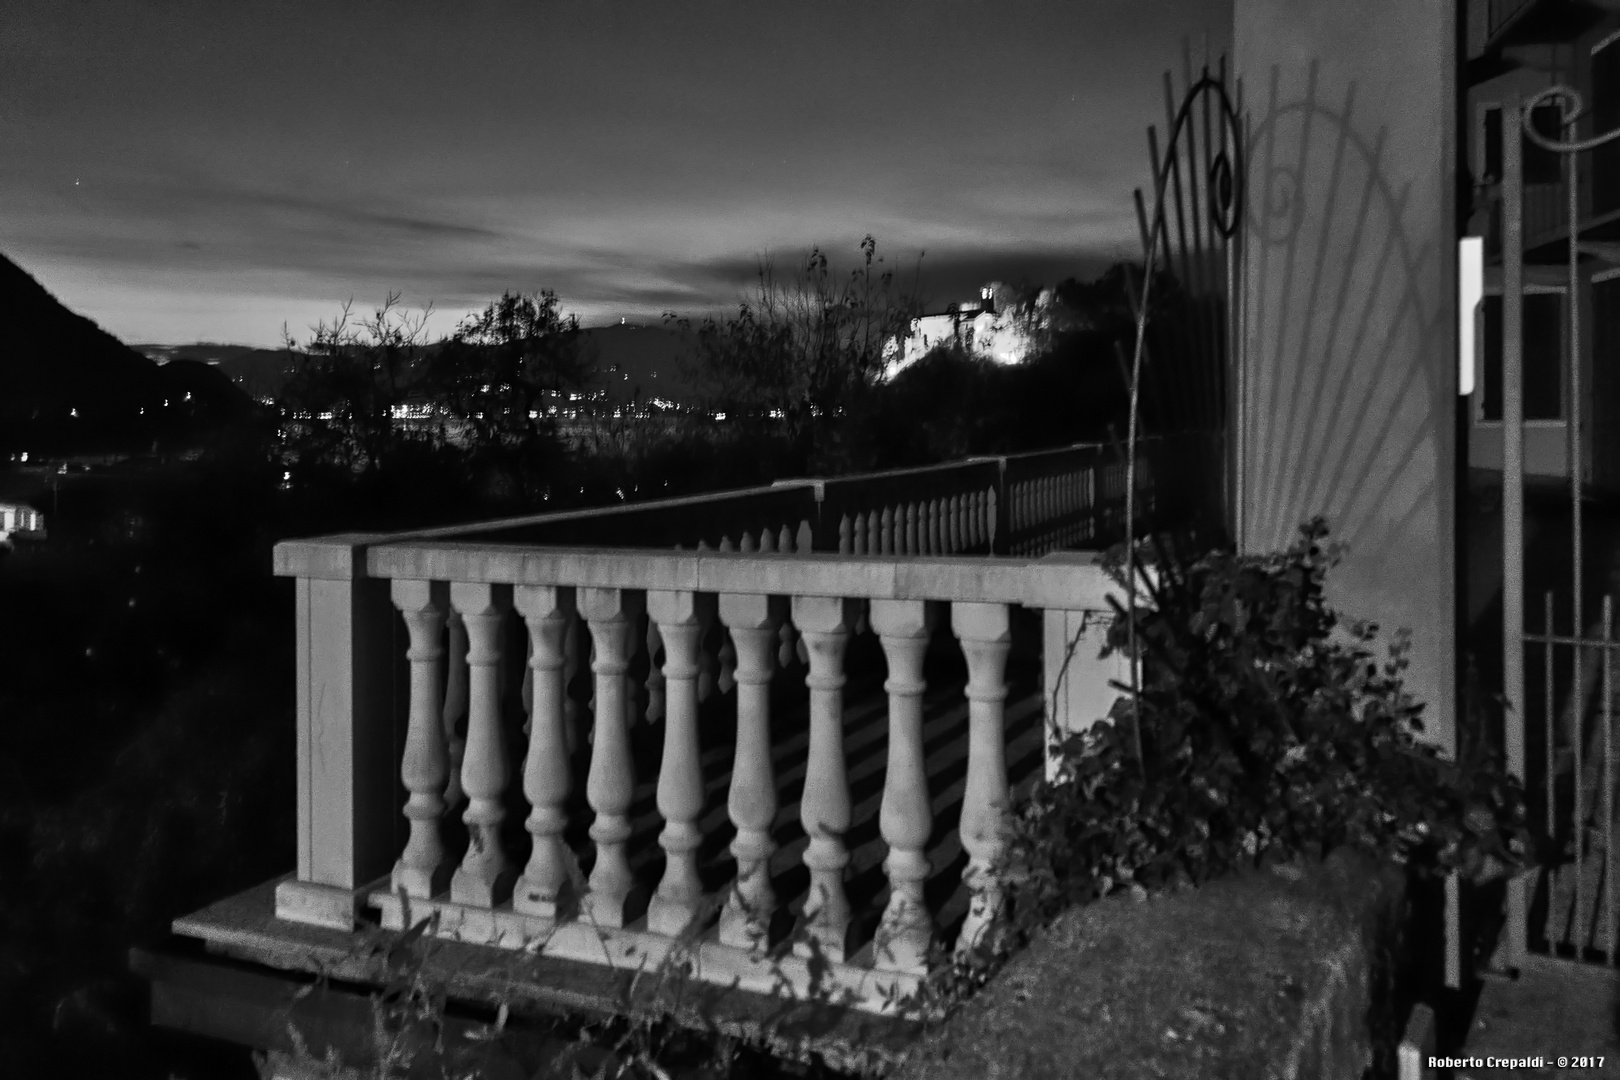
[270,535,1138,1014]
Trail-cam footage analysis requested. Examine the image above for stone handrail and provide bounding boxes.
[269,537,1135,1014]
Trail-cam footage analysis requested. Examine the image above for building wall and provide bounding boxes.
[1235,0,1458,754]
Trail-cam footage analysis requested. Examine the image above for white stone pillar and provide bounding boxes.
[391,579,451,899]
[870,598,939,973]
[718,592,787,949]
[792,595,859,961]
[952,601,1011,954]
[580,587,646,927]
[449,582,515,908]
[513,585,577,920]
[1040,552,1143,782]
[646,589,714,936]
[272,538,397,931]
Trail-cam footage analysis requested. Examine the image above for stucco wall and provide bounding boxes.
[1235,0,1458,754]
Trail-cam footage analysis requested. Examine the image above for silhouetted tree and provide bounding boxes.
[275,292,436,477]
[424,290,588,502]
[666,235,924,451]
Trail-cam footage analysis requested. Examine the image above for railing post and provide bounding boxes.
[1039,552,1138,783]
[513,585,577,921]
[272,535,400,930]
[953,600,1012,954]
[870,598,940,973]
[646,589,714,937]
[449,581,516,909]
[579,587,647,928]
[792,594,860,961]
[991,456,1011,555]
[719,592,789,949]
[390,578,451,900]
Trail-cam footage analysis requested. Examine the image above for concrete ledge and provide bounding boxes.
[264,876,376,931]
[364,543,1116,609]
[892,849,1406,1080]
[272,533,402,580]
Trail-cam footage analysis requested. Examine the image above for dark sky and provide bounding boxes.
[2,1,1231,347]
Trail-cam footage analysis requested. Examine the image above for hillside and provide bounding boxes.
[137,343,295,402]
[0,254,258,456]
[138,322,712,413]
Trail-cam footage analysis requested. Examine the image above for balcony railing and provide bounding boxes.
[172,437,1212,1019]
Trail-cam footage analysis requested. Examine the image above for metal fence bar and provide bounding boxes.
[1503,94,1529,968]
[1547,592,1558,903]
[1605,595,1616,963]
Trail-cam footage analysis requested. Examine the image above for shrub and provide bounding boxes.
[916,517,1534,1021]
[1016,516,1532,919]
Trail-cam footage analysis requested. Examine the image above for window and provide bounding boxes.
[1481,104,1564,185]
[1481,291,1565,421]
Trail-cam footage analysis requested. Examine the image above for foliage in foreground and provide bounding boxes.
[921,517,1533,1013]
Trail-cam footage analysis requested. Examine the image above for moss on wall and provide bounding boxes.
[893,849,1407,1080]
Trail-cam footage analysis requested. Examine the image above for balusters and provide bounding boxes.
[513,586,577,920]
[881,506,895,553]
[839,514,853,554]
[792,595,860,961]
[853,512,868,554]
[647,590,714,936]
[904,503,918,553]
[870,599,939,973]
[780,523,796,553]
[443,611,469,808]
[740,531,757,553]
[449,582,515,908]
[391,579,451,899]
[719,593,788,949]
[927,498,941,554]
[579,587,647,927]
[758,527,776,553]
[952,602,1012,953]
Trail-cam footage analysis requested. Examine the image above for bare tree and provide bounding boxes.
[276,291,435,476]
[667,235,924,445]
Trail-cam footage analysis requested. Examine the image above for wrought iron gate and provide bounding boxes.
[1123,45,1243,551]
[1498,83,1620,970]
